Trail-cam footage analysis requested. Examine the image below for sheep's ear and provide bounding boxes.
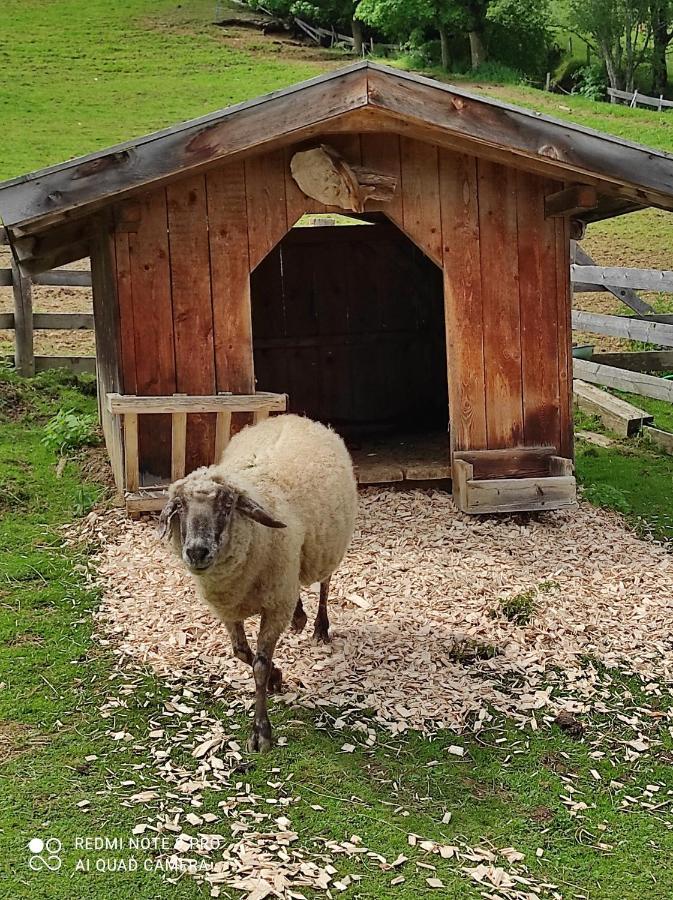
[158,497,182,539]
[236,494,286,529]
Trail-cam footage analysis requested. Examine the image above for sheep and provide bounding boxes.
[158,413,358,752]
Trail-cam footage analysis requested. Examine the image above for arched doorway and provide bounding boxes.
[251,218,449,482]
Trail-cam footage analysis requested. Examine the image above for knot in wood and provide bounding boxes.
[451,97,466,111]
[538,144,561,160]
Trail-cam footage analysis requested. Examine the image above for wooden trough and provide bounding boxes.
[5,62,673,514]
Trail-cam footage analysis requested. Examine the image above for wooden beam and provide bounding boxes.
[590,350,673,372]
[12,258,33,376]
[545,184,598,218]
[32,313,93,330]
[572,310,673,347]
[32,270,92,287]
[0,268,12,287]
[0,355,96,375]
[574,358,673,402]
[571,264,673,293]
[572,242,654,314]
[171,412,187,482]
[573,378,653,436]
[214,410,232,462]
[124,413,140,492]
[106,391,287,415]
[643,425,673,454]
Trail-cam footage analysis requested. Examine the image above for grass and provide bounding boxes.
[2,365,673,898]
[1,2,673,896]
[0,0,337,181]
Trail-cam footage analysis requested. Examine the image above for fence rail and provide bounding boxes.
[1,226,94,375]
[607,87,673,110]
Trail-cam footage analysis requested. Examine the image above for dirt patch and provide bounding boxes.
[0,721,46,766]
[78,445,116,493]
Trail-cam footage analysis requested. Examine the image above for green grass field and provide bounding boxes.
[1,2,673,898]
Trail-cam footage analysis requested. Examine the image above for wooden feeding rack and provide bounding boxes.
[452,448,576,515]
[105,392,287,515]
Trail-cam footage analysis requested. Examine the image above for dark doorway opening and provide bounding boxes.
[251,221,449,481]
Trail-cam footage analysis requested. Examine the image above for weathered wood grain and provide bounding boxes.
[571,264,673,293]
[590,350,673,371]
[12,258,34,376]
[396,137,442,265]
[573,378,653,436]
[106,392,287,414]
[167,174,216,472]
[572,309,673,347]
[517,173,561,449]
[127,189,176,479]
[206,161,254,394]
[574,357,673,402]
[572,242,653,314]
[545,184,597,218]
[245,149,289,270]
[555,215,574,458]
[439,149,487,452]
[478,160,523,449]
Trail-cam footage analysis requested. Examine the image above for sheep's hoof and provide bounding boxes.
[268,665,283,694]
[312,628,331,645]
[291,600,308,634]
[290,611,307,634]
[247,722,273,753]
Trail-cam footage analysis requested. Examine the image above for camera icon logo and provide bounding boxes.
[28,837,62,872]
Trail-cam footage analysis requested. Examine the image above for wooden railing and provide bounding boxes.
[607,87,673,111]
[105,392,288,514]
[0,226,94,376]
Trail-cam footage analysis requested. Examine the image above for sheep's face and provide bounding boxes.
[158,471,286,573]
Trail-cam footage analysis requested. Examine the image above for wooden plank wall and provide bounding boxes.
[112,134,571,480]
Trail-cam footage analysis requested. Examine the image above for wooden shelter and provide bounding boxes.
[3,62,673,514]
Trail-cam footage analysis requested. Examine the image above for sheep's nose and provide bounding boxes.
[185,543,211,569]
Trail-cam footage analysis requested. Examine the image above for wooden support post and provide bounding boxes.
[11,258,34,376]
[545,184,598,218]
[171,412,187,482]
[214,410,232,462]
[252,407,270,425]
[124,413,139,492]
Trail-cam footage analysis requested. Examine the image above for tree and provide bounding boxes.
[570,0,651,92]
[650,0,672,93]
[357,0,462,69]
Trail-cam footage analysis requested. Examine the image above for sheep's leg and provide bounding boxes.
[227,621,254,666]
[227,620,282,693]
[313,577,331,644]
[290,597,308,633]
[248,614,283,753]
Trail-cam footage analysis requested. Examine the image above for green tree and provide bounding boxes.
[357,0,463,68]
[649,0,672,93]
[570,0,651,92]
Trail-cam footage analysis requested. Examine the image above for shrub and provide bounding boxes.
[42,409,99,455]
[573,63,608,100]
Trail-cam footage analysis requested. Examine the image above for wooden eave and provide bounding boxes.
[2,60,672,255]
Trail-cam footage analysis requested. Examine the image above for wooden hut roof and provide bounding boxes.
[2,61,672,255]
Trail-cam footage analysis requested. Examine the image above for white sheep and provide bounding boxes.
[158,413,358,751]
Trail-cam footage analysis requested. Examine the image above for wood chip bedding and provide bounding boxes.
[88,488,673,735]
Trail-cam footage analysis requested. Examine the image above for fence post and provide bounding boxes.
[11,258,34,376]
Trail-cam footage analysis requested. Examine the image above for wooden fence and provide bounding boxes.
[0,226,94,376]
[608,87,673,111]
